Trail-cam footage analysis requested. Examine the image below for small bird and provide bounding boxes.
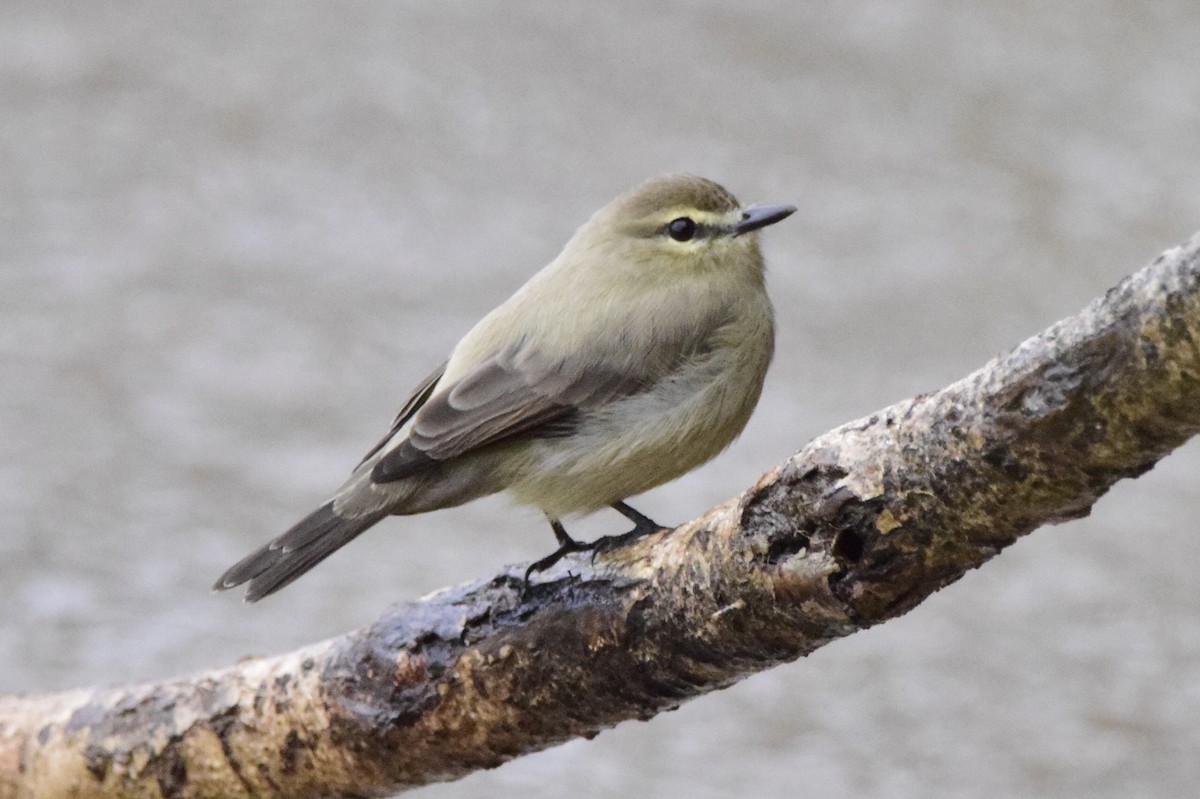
[214,174,794,601]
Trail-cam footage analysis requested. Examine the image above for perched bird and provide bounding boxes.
[214,174,794,601]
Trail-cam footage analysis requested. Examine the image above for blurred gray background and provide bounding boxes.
[4,2,1200,797]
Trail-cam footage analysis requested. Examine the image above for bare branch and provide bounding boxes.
[3,233,1199,799]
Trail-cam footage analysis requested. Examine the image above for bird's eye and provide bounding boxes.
[666,217,698,242]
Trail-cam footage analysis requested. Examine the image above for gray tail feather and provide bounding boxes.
[213,502,384,602]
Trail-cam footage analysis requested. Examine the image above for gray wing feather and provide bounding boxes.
[357,360,447,466]
[372,346,643,483]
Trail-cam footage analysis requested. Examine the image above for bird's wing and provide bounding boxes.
[356,360,447,467]
[370,345,645,483]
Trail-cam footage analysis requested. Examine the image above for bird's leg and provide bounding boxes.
[524,517,591,583]
[611,501,662,537]
[523,504,667,585]
[550,517,583,548]
[589,501,666,555]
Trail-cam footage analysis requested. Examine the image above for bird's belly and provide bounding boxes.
[506,361,764,518]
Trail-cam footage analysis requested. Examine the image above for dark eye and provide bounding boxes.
[667,217,697,242]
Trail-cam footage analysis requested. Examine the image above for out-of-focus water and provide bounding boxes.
[4,2,1200,797]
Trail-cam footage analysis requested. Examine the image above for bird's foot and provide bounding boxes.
[522,537,591,584]
[523,519,592,585]
[522,504,667,589]
[587,515,665,562]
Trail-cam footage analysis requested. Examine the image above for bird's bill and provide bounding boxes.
[733,204,797,236]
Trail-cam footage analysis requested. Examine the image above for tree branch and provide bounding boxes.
[4,233,1200,799]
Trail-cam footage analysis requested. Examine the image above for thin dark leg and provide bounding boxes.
[587,501,665,555]
[524,502,669,585]
[524,517,591,583]
[549,518,579,548]
[610,501,662,537]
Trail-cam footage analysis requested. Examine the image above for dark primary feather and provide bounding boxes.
[357,361,447,467]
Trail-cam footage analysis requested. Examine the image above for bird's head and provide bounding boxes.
[572,174,795,282]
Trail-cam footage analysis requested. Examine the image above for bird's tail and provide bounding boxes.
[213,502,386,602]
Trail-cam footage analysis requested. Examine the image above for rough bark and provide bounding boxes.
[3,233,1200,799]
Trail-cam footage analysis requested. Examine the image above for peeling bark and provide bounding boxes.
[3,233,1199,799]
